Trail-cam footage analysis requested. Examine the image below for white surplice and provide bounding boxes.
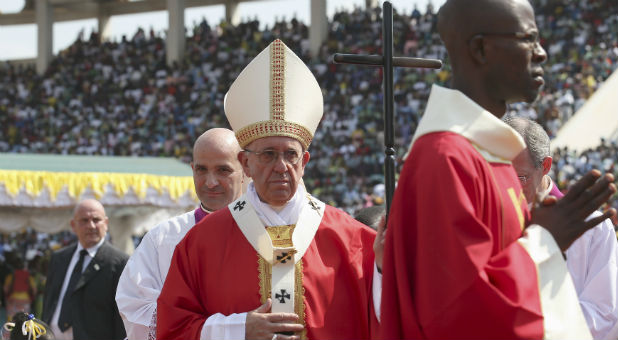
[566,210,618,340]
[541,177,618,340]
[115,209,198,340]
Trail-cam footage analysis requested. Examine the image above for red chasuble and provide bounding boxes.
[380,131,543,339]
[157,205,378,340]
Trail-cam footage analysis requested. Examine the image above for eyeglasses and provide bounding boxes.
[244,148,302,165]
[518,175,529,185]
[473,31,541,48]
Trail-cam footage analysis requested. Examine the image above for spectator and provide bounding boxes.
[3,312,55,340]
[1,2,614,214]
[3,257,36,322]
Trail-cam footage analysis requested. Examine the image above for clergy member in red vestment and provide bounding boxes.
[157,39,382,340]
[379,0,617,339]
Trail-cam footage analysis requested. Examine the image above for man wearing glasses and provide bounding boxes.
[157,39,382,340]
[380,0,616,339]
[506,116,618,340]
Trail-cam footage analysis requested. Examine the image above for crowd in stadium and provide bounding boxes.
[0,0,618,333]
[0,0,616,217]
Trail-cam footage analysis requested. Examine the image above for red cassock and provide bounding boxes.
[157,205,379,340]
[380,131,544,339]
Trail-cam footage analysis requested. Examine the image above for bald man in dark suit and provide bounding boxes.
[42,199,128,340]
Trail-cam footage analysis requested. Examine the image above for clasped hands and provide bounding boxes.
[531,170,616,251]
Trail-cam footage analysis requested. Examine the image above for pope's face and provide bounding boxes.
[240,136,309,206]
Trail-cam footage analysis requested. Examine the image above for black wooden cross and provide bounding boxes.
[332,1,442,223]
[275,289,291,303]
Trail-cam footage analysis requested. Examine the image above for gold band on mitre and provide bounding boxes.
[224,39,323,150]
[236,120,313,150]
[235,40,312,149]
[270,40,286,122]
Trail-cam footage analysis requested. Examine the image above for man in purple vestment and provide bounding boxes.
[506,116,618,339]
[115,128,245,340]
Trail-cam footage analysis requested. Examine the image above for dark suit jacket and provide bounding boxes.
[42,241,128,340]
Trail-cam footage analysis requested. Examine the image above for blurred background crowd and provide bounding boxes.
[1,1,617,213]
[0,0,617,322]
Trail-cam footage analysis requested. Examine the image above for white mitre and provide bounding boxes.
[224,39,324,150]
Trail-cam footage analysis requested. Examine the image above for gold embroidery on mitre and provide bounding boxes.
[266,225,296,248]
[235,120,313,150]
[270,39,286,121]
[257,255,306,340]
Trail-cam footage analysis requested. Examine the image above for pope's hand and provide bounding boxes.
[245,298,304,340]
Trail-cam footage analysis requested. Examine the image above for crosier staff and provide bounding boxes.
[333,1,442,223]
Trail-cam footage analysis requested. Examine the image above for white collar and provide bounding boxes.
[409,85,526,161]
[77,237,105,259]
[200,203,214,214]
[527,175,553,210]
[540,175,553,198]
[245,182,306,226]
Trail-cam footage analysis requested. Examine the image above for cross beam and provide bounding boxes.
[332,1,442,222]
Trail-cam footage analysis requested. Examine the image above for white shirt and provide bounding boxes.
[51,238,105,340]
[115,209,198,340]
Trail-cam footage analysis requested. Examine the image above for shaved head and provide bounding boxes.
[437,0,546,116]
[438,0,524,50]
[73,199,105,216]
[193,128,242,159]
[71,199,108,248]
[191,128,244,211]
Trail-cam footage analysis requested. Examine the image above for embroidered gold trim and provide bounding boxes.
[507,187,526,231]
[266,225,296,248]
[295,259,307,340]
[235,120,313,149]
[257,255,306,339]
[483,150,508,250]
[258,254,271,304]
[270,39,286,121]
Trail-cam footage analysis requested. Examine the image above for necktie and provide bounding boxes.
[58,249,88,332]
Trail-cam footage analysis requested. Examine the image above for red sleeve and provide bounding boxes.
[156,232,205,340]
[379,132,543,339]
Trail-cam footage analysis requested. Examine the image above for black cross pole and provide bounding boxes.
[332,1,442,222]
